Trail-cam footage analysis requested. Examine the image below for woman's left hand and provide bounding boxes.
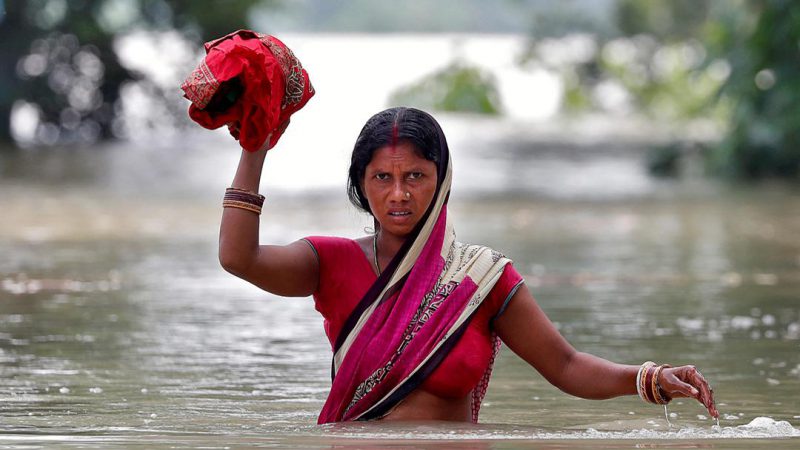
[659,365,719,418]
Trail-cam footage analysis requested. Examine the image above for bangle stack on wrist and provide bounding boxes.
[223,187,265,215]
[636,361,672,405]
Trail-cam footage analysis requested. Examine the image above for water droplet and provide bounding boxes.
[732,316,758,330]
[720,272,741,286]
[754,69,776,90]
[754,273,778,285]
[59,387,70,394]
[89,387,103,394]
[150,413,157,419]
[140,388,148,394]
[786,323,800,339]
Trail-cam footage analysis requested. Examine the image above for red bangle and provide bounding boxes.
[637,361,672,405]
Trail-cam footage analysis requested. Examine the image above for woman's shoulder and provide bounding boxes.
[303,235,356,247]
[303,235,359,253]
[302,235,371,263]
[451,241,525,313]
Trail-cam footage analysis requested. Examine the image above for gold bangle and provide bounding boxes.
[223,200,262,215]
[637,361,656,403]
[653,364,672,405]
[223,187,265,214]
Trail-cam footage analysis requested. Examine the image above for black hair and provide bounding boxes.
[347,107,441,214]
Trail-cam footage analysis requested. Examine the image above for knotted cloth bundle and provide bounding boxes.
[181,30,315,151]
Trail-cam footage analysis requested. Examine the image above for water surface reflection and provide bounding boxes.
[0,133,798,446]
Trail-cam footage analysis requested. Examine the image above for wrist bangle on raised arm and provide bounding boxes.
[223,187,265,215]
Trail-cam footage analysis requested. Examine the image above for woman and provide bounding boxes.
[218,107,719,424]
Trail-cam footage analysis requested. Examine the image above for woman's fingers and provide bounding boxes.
[687,367,718,418]
[661,366,719,419]
[227,122,241,139]
[662,367,699,398]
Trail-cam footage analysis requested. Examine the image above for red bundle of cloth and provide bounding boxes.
[180,30,315,151]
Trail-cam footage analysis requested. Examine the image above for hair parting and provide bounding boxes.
[347,107,442,215]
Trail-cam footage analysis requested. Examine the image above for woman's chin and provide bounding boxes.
[378,216,418,236]
[379,224,416,240]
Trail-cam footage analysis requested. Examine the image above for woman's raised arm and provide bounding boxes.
[493,284,718,418]
[218,140,319,297]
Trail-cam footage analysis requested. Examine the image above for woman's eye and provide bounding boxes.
[375,173,389,180]
[408,172,423,180]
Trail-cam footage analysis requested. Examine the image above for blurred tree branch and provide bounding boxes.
[388,61,502,115]
[706,0,800,178]
[542,0,798,179]
[0,0,275,148]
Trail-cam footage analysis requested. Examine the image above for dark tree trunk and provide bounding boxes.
[0,3,30,147]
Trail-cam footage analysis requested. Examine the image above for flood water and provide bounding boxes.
[1,116,799,449]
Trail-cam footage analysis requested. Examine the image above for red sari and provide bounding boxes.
[304,235,523,401]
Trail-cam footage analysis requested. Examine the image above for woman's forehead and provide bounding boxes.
[368,143,432,167]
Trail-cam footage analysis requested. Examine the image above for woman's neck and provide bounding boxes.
[375,230,406,270]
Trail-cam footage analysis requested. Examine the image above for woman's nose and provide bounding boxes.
[390,181,407,201]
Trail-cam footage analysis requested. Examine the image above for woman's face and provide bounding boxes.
[362,141,438,240]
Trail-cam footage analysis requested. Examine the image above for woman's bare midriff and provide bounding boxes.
[381,389,471,421]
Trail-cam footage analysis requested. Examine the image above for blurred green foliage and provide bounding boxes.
[561,0,799,179]
[0,0,272,147]
[388,62,502,115]
[3,0,798,179]
[561,37,731,122]
[616,0,711,42]
[258,0,614,35]
[706,0,800,178]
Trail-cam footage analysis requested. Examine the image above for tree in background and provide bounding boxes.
[388,62,503,115]
[0,0,270,148]
[563,0,799,179]
[706,0,800,178]
[559,0,729,125]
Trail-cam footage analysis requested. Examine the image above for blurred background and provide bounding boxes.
[0,0,799,446]
[2,0,800,179]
